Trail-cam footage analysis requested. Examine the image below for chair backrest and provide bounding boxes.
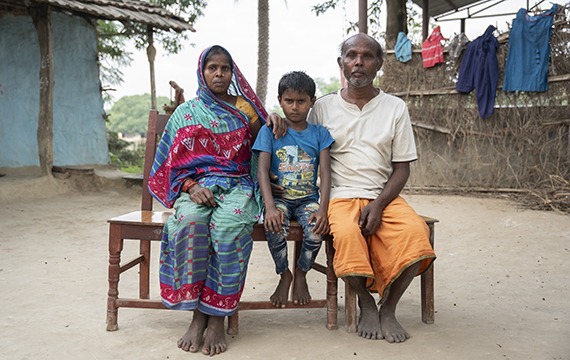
[141,110,170,211]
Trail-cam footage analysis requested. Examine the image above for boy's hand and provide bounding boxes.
[264,206,284,234]
[309,210,329,235]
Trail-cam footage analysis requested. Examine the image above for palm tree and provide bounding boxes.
[256,0,269,105]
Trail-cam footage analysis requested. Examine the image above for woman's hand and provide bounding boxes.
[188,185,217,207]
[266,113,287,139]
[309,210,329,236]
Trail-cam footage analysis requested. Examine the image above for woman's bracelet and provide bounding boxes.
[181,178,198,193]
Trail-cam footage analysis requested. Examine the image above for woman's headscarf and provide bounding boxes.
[148,45,267,208]
[196,45,268,125]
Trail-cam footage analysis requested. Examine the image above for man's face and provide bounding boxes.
[338,37,382,88]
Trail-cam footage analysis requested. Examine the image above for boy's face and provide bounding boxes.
[278,89,316,126]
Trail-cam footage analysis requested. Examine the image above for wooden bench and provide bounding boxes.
[106,110,338,334]
[106,109,436,334]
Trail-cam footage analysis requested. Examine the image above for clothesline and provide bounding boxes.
[385,18,568,55]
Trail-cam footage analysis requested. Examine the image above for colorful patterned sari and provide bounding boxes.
[148,46,267,316]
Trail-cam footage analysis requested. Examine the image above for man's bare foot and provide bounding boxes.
[201,315,227,356]
[270,269,292,308]
[292,269,311,305]
[177,310,208,352]
[379,306,410,343]
[357,298,383,340]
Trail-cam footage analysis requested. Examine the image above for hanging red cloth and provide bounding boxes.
[421,26,446,69]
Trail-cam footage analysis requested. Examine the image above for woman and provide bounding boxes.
[149,45,277,356]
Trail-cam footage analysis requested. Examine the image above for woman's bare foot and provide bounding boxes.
[177,310,208,352]
[270,269,292,308]
[201,315,227,356]
[357,298,382,340]
[379,306,410,343]
[292,269,311,305]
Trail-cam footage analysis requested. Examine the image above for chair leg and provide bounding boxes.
[227,312,239,335]
[107,224,123,331]
[139,240,151,299]
[325,238,338,330]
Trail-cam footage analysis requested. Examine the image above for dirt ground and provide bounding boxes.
[0,171,569,360]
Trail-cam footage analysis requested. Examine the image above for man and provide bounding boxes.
[307,33,436,342]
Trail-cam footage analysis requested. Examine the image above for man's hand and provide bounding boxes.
[358,200,384,236]
[264,206,284,234]
[188,185,216,207]
[309,210,329,235]
[266,113,287,139]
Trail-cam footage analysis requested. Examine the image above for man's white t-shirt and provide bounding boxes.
[308,89,417,200]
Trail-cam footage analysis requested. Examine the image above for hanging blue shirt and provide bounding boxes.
[395,32,413,63]
[456,25,499,119]
[503,4,558,92]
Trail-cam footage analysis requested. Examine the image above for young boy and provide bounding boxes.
[253,71,334,308]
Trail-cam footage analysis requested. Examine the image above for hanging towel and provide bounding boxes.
[421,26,445,68]
[395,32,413,63]
[503,4,558,92]
[456,25,499,119]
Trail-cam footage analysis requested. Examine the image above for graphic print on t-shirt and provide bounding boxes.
[275,145,315,199]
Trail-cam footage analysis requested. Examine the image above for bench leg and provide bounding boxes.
[344,282,358,333]
[107,224,123,331]
[421,222,436,324]
[227,312,239,335]
[325,238,338,330]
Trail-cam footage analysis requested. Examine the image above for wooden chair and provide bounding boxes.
[342,216,438,332]
[106,109,338,333]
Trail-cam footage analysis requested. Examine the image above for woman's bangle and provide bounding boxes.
[181,178,197,193]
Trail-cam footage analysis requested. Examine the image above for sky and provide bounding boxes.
[110,0,551,110]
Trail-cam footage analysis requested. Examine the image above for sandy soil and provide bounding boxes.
[0,172,569,360]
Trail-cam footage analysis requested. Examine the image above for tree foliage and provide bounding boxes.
[97,1,207,102]
[315,76,341,97]
[107,94,170,135]
[312,0,423,46]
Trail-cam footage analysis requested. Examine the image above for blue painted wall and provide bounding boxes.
[0,12,108,168]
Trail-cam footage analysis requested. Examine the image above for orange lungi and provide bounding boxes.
[328,196,436,302]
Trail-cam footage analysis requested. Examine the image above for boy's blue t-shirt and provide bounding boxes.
[252,123,334,201]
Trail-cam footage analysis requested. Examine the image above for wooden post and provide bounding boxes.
[30,3,54,176]
[422,0,430,40]
[147,26,157,110]
[358,0,367,34]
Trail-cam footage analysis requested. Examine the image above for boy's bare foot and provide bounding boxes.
[177,310,208,352]
[357,298,382,340]
[201,315,227,356]
[270,269,292,308]
[292,269,311,305]
[380,306,410,343]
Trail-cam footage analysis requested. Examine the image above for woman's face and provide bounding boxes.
[203,52,232,97]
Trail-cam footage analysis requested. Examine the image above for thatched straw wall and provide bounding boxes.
[381,10,570,212]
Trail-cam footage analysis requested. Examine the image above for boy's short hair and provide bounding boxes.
[278,71,316,98]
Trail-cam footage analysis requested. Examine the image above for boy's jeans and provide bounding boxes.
[266,197,323,274]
